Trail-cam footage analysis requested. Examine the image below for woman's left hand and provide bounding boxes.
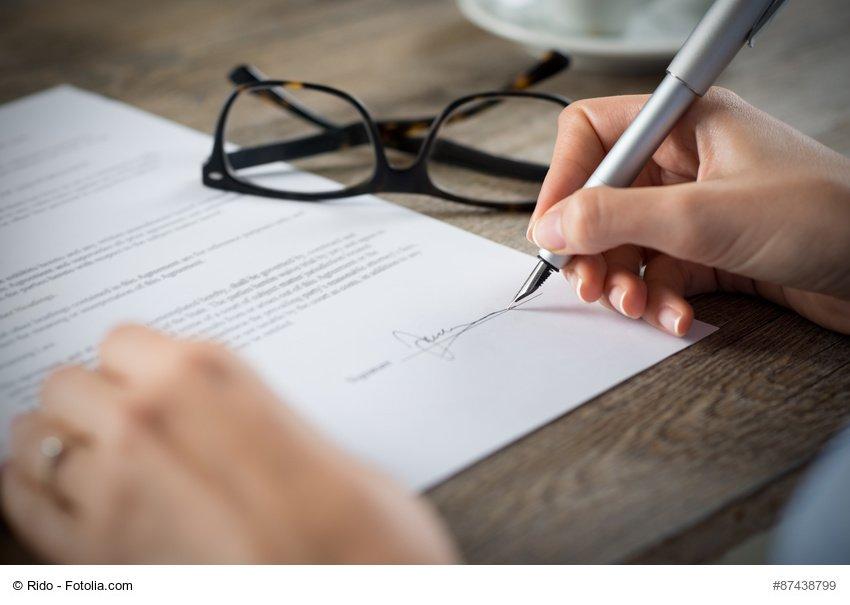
[1,325,458,563]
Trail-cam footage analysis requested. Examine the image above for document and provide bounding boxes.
[0,87,715,488]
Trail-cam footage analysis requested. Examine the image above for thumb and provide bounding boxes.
[529,181,746,268]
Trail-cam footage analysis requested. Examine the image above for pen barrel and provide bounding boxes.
[537,0,780,272]
[584,0,779,192]
[668,0,778,96]
[540,73,697,271]
[584,74,697,191]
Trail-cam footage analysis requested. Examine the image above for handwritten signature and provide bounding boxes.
[392,294,540,361]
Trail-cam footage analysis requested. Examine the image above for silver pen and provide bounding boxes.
[511,0,788,306]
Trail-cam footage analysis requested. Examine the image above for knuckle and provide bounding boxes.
[563,189,603,249]
[101,322,148,348]
[704,86,737,103]
[117,389,159,413]
[100,410,142,452]
[702,86,743,111]
[181,341,234,377]
[149,339,206,382]
[41,365,80,398]
[557,104,576,125]
[557,101,587,130]
[178,340,231,373]
[133,340,236,396]
[698,87,748,123]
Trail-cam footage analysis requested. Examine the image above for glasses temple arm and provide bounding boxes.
[428,139,547,181]
[501,51,570,92]
[226,123,370,169]
[226,118,430,170]
[228,51,568,138]
[427,51,572,126]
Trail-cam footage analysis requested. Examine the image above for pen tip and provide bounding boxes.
[510,259,554,308]
[509,290,531,308]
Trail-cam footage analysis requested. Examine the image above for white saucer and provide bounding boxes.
[457,0,707,73]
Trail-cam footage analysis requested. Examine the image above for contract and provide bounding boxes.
[0,86,715,488]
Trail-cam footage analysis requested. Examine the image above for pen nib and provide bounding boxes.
[510,259,554,308]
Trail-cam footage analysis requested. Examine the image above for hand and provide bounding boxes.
[528,88,850,335]
[1,325,458,563]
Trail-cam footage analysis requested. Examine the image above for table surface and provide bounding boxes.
[1,0,849,563]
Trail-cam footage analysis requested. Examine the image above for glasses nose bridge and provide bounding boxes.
[375,118,434,163]
[379,160,430,193]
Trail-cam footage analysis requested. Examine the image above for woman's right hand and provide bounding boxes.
[527,88,850,335]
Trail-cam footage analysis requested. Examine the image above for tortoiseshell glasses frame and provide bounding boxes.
[202,52,572,211]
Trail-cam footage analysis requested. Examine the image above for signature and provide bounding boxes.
[392,293,540,361]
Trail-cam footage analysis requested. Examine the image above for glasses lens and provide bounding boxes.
[427,96,563,205]
[224,84,376,194]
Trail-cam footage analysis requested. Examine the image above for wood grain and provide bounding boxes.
[1,0,849,563]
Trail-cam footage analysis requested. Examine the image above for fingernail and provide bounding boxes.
[526,220,535,243]
[658,306,683,335]
[531,212,565,251]
[575,277,589,303]
[610,286,627,315]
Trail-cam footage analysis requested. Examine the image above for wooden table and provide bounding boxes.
[1,0,849,563]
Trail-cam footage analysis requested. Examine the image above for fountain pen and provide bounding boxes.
[511,0,787,306]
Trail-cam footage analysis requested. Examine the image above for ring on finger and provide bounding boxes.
[38,434,75,504]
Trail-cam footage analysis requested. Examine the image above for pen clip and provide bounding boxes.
[747,0,788,48]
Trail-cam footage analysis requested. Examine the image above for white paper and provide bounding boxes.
[0,86,716,488]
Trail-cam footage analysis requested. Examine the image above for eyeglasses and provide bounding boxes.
[202,53,572,211]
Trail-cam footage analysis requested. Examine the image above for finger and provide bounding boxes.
[602,245,646,319]
[98,325,267,487]
[529,87,739,239]
[529,95,654,238]
[98,324,187,388]
[1,466,84,562]
[41,365,126,438]
[9,412,67,487]
[99,324,242,394]
[563,254,606,303]
[101,330,270,481]
[530,179,762,270]
[641,255,718,336]
[8,411,99,510]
